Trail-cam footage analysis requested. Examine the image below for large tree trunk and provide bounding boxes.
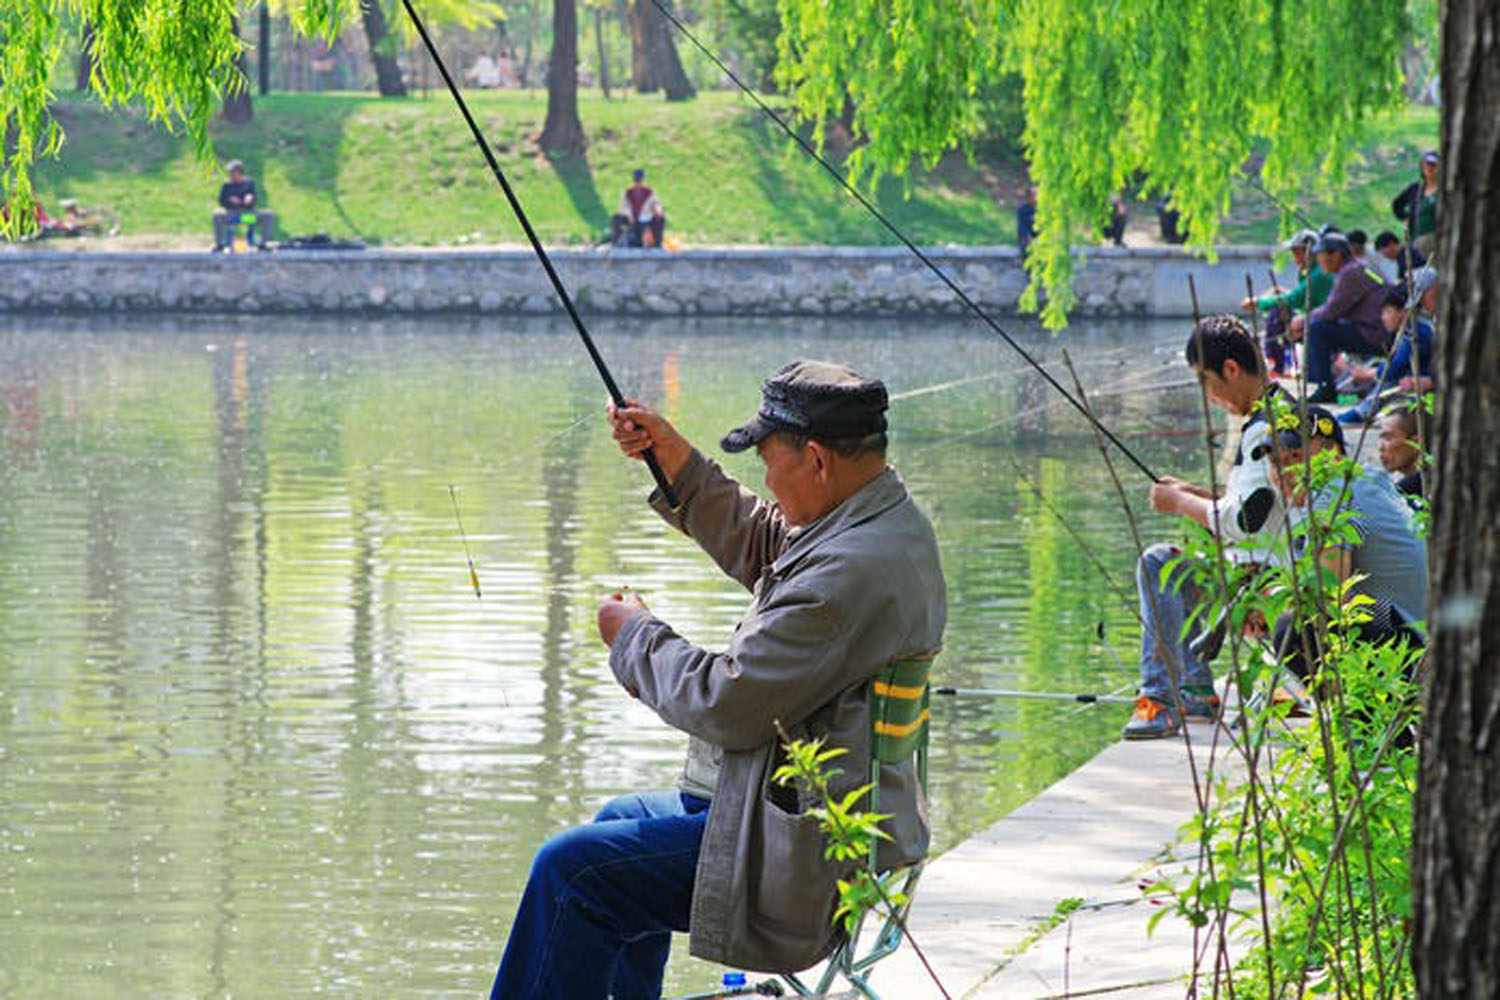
[540,0,586,156]
[627,0,694,100]
[360,0,406,98]
[1412,0,1500,993]
[221,16,255,123]
[649,0,694,101]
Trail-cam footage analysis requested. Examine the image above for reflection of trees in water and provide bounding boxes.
[533,379,592,828]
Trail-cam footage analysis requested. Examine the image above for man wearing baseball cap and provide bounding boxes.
[1241,228,1333,373]
[490,361,945,997]
[1293,232,1392,402]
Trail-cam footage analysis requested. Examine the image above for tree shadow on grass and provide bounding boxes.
[739,114,1010,246]
[545,151,609,241]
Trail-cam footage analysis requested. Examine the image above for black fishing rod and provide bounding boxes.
[649,0,1161,485]
[401,0,679,508]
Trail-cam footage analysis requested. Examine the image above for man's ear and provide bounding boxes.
[1219,358,1242,382]
[807,440,833,482]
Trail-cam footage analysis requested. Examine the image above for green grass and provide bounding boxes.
[32,90,1022,248]
[29,91,1436,248]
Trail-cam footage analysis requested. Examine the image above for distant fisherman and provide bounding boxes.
[490,361,946,998]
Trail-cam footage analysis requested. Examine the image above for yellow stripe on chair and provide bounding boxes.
[874,709,931,739]
[872,680,926,699]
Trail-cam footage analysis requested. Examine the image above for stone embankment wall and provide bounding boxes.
[0,246,1290,318]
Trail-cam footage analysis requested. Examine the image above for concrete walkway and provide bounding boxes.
[862,733,1250,999]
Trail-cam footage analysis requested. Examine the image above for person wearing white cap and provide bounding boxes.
[1241,229,1333,374]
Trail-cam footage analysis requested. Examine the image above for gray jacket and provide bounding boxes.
[609,449,946,971]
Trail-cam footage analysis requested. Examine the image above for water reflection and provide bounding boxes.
[0,313,1208,996]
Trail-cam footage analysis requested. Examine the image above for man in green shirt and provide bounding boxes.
[1241,229,1333,374]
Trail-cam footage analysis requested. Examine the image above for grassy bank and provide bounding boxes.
[29,91,1435,249]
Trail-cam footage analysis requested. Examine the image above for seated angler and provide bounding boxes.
[1373,230,1427,285]
[1123,315,1290,739]
[1376,404,1426,505]
[1290,233,1390,403]
[489,361,945,999]
[211,159,276,252]
[1336,278,1436,425]
[1241,229,1332,374]
[610,167,667,248]
[1267,407,1428,686]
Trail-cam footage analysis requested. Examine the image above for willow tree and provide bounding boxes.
[776,0,1408,328]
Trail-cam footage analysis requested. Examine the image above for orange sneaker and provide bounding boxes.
[1122,696,1181,740]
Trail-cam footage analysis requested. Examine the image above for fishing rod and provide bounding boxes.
[401,0,679,509]
[649,0,1161,486]
[932,685,1136,706]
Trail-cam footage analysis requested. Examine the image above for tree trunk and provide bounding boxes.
[1412,0,1500,994]
[76,22,95,92]
[540,0,586,156]
[221,16,255,123]
[594,6,612,99]
[360,0,407,97]
[649,0,694,101]
[627,0,694,100]
[627,0,655,92]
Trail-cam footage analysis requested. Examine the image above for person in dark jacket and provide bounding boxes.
[1391,150,1440,256]
[1293,233,1391,402]
[1016,186,1038,256]
[211,160,275,252]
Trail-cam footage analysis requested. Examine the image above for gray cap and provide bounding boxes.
[721,360,888,453]
[225,159,244,173]
[1282,228,1319,250]
[1405,265,1439,310]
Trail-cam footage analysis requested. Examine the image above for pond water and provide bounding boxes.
[0,313,1212,997]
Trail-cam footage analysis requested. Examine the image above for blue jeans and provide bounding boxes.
[1137,543,1215,703]
[491,790,710,1000]
[1306,317,1379,387]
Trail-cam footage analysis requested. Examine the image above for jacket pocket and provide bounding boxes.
[751,796,844,941]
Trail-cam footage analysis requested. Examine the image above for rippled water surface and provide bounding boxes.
[0,313,1212,996]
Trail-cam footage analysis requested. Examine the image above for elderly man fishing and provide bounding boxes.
[489,361,946,999]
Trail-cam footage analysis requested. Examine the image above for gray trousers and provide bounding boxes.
[213,209,276,248]
[1137,542,1215,702]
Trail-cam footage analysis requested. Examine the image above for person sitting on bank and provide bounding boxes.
[1376,404,1426,506]
[1123,315,1290,740]
[1267,407,1427,686]
[1373,230,1427,284]
[1337,279,1437,425]
[1241,228,1332,374]
[1290,233,1390,403]
[488,361,945,998]
[610,168,666,249]
[1391,149,1440,257]
[212,160,275,252]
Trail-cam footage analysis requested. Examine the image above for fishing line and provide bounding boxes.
[402,0,679,508]
[650,0,1161,485]
[448,484,484,599]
